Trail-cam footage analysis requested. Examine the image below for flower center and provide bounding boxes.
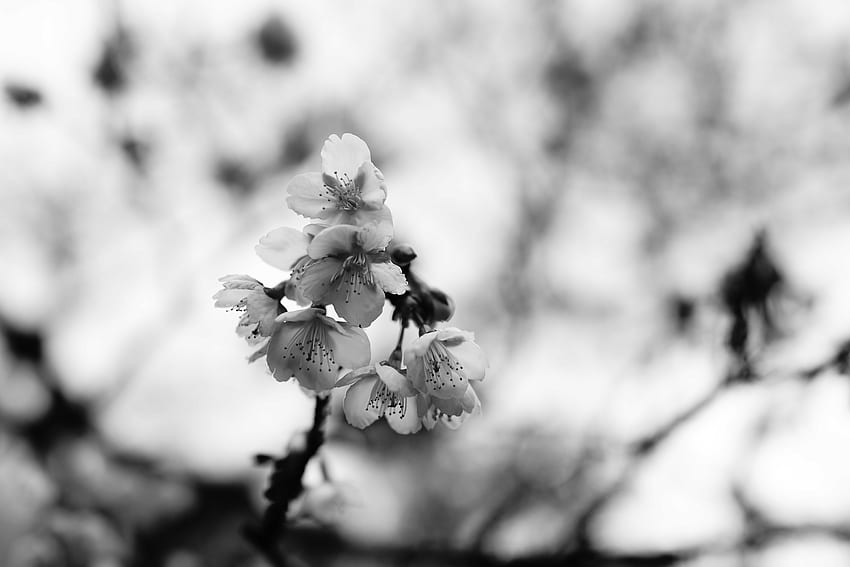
[325,171,362,211]
[423,340,467,393]
[290,319,336,373]
[368,381,409,418]
[330,252,375,303]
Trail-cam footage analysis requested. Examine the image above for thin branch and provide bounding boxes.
[243,395,331,567]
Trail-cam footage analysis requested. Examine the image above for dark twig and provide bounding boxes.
[243,395,331,566]
[283,524,695,567]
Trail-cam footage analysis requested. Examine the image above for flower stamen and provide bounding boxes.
[330,253,375,304]
[423,340,466,392]
[322,170,362,211]
[366,381,409,419]
[289,320,336,375]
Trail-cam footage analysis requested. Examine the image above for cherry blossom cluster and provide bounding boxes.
[214,134,486,433]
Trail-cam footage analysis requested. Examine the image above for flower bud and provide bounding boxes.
[428,288,455,322]
[390,243,417,266]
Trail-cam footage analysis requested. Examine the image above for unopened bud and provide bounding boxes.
[390,244,417,266]
[429,288,455,322]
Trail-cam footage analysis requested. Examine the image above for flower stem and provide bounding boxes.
[395,320,407,352]
[387,321,407,368]
[243,394,331,566]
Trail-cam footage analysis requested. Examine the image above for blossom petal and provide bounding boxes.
[266,321,333,390]
[236,313,266,344]
[303,223,329,238]
[431,395,465,416]
[421,404,463,431]
[376,365,417,396]
[248,341,269,363]
[343,376,382,429]
[298,258,343,304]
[218,274,262,288]
[315,311,347,335]
[327,322,371,371]
[255,227,310,270]
[246,294,281,336]
[266,324,303,383]
[276,307,321,323]
[404,350,427,393]
[422,408,438,431]
[321,133,371,179]
[213,288,250,308]
[284,277,310,306]
[335,365,375,388]
[408,332,437,357]
[266,316,368,392]
[356,222,393,252]
[435,327,475,344]
[431,386,483,417]
[385,396,421,434]
[447,339,487,382]
[355,161,387,210]
[327,205,394,234]
[461,385,482,414]
[420,340,470,400]
[330,280,385,327]
[427,367,469,399]
[370,262,407,295]
[308,225,356,259]
[286,173,337,219]
[441,413,465,430]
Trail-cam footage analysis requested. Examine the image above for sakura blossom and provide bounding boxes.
[218,133,485,440]
[255,224,326,305]
[404,327,487,400]
[297,223,407,327]
[254,225,321,272]
[418,386,481,431]
[266,307,370,392]
[286,133,392,230]
[340,364,421,434]
[213,275,282,345]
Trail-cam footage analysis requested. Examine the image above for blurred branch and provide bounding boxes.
[629,379,729,458]
[732,483,850,557]
[567,378,732,554]
[243,394,330,567]
[555,229,838,560]
[563,328,850,561]
[284,524,694,567]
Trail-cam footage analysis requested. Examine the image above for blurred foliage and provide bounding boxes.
[2,0,850,566]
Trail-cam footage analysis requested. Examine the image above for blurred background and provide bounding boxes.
[3,0,850,565]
